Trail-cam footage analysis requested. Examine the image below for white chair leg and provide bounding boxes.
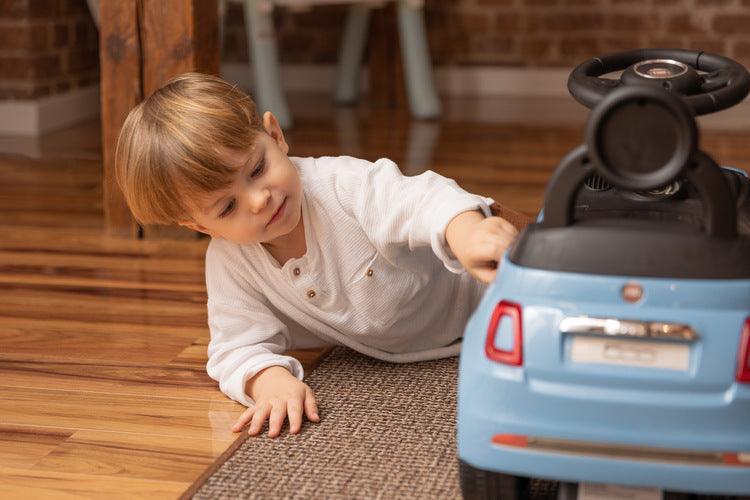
[334,4,371,104]
[244,0,293,129]
[335,108,362,157]
[396,0,441,119]
[403,121,440,175]
[86,0,99,27]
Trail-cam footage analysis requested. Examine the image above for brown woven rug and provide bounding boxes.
[186,347,461,499]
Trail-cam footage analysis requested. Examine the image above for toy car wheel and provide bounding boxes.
[459,460,523,500]
[458,460,559,500]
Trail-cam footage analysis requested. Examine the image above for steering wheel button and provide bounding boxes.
[635,59,689,79]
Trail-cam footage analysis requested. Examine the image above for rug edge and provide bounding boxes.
[178,347,335,499]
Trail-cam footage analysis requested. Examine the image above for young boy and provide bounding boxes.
[116,73,519,439]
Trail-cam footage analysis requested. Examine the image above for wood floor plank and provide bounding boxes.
[0,212,103,228]
[0,273,206,292]
[0,225,209,257]
[0,465,188,499]
[0,317,206,362]
[0,320,206,366]
[0,249,205,271]
[0,194,102,212]
[0,386,243,440]
[32,430,235,482]
[0,360,229,401]
[169,341,211,370]
[0,285,207,326]
[0,251,205,288]
[0,426,73,470]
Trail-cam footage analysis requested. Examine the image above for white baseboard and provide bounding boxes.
[220,62,571,97]
[221,62,749,130]
[221,62,341,93]
[437,66,570,97]
[0,85,100,137]
[1,65,747,137]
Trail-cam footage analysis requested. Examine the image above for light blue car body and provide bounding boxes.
[457,182,750,495]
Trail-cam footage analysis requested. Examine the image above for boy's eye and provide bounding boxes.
[250,161,265,178]
[219,199,236,218]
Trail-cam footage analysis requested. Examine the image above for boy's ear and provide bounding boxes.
[262,111,289,154]
[178,220,212,236]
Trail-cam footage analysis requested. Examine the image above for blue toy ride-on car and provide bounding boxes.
[457,49,750,500]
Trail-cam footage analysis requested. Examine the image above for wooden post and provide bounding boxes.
[100,1,142,238]
[140,0,220,97]
[100,0,219,239]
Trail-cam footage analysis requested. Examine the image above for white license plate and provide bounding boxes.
[578,482,662,500]
[570,336,690,371]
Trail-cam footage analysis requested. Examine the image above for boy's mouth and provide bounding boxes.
[267,197,287,226]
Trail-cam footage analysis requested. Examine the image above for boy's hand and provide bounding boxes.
[232,365,320,438]
[445,210,518,284]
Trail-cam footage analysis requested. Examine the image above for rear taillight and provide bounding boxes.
[737,318,750,383]
[485,300,523,366]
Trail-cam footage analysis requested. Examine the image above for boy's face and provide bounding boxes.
[180,112,303,246]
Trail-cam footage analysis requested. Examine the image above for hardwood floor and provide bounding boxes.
[1,94,748,498]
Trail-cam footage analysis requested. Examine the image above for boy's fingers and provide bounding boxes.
[471,265,498,284]
[287,400,303,434]
[485,216,519,235]
[267,401,287,438]
[248,403,271,436]
[232,406,255,432]
[466,240,508,268]
[304,387,320,422]
[481,234,514,259]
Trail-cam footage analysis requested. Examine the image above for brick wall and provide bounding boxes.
[0,0,99,100]
[3,0,749,101]
[223,0,750,69]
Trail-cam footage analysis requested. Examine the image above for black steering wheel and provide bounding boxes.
[568,48,750,115]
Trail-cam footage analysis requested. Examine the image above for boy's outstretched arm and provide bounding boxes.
[232,365,320,437]
[445,210,519,284]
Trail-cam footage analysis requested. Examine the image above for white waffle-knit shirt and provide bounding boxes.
[205,156,494,406]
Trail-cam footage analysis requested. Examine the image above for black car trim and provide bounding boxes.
[509,223,750,279]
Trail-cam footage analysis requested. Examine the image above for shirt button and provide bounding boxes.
[366,268,374,277]
[307,289,316,298]
[293,267,301,276]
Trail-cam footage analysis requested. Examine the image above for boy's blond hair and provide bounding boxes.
[115,72,263,225]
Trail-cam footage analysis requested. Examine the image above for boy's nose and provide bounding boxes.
[247,188,271,214]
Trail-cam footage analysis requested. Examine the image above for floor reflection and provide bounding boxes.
[402,120,441,175]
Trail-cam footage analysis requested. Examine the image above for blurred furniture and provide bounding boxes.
[220,0,441,129]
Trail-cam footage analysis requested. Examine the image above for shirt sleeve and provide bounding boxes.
[331,156,495,273]
[205,242,304,407]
